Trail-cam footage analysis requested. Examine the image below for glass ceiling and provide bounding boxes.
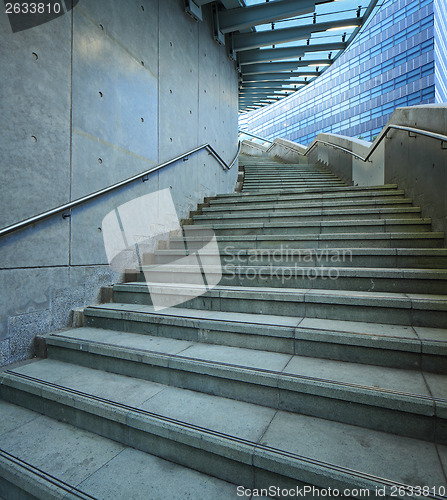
[236,0,380,112]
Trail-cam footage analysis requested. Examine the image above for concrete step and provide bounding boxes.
[242,176,342,181]
[241,184,345,190]
[242,182,345,190]
[167,232,445,250]
[243,176,342,181]
[243,169,338,174]
[184,219,434,237]
[0,400,238,500]
[2,360,446,496]
[152,248,447,269]
[193,207,423,224]
[83,299,447,371]
[108,283,447,328]
[242,166,330,171]
[202,197,413,214]
[241,185,346,190]
[212,184,400,201]
[207,193,409,210]
[243,174,339,180]
[44,327,447,442]
[139,263,447,294]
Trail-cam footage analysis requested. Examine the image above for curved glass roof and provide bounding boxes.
[185,0,379,111]
[232,0,380,112]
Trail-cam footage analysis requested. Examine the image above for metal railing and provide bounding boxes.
[0,141,241,239]
[238,129,273,144]
[239,124,447,163]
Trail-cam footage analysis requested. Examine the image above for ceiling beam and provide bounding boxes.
[239,90,294,97]
[238,41,347,65]
[241,59,330,75]
[239,98,280,104]
[241,87,304,94]
[241,81,307,88]
[239,46,305,65]
[241,71,320,81]
[233,17,362,51]
[218,0,316,34]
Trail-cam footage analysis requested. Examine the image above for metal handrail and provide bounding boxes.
[0,141,241,239]
[239,124,447,163]
[306,124,447,162]
[266,141,306,156]
[305,140,365,161]
[238,129,273,143]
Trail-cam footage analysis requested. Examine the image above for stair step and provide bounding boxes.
[208,193,409,210]
[0,400,237,499]
[167,232,445,249]
[2,360,446,496]
[45,327,447,441]
[189,218,432,236]
[152,247,447,268]
[244,172,332,176]
[242,178,343,182]
[139,264,447,294]
[243,175,339,180]
[194,207,423,224]
[103,282,447,328]
[242,178,342,183]
[204,198,412,214]
[242,183,345,190]
[84,300,447,371]
[213,184,400,200]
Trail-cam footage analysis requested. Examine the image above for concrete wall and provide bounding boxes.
[306,105,447,242]
[240,105,446,245]
[306,134,385,187]
[0,0,238,365]
[383,105,447,241]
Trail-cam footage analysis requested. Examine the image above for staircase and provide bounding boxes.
[1,154,447,499]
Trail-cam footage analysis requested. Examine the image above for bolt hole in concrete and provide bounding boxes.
[170,89,172,94]
[141,5,144,11]
[99,91,103,98]
[99,24,104,30]
[141,61,144,66]
[32,52,38,60]
[31,135,37,143]
[98,158,103,164]
[170,138,173,142]
[170,41,173,47]
[98,227,102,232]
[141,117,144,122]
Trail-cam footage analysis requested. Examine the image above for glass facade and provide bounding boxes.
[239,0,442,145]
[434,0,447,102]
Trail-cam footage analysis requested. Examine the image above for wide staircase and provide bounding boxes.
[1,154,447,499]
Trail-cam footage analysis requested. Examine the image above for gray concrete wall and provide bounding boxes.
[306,105,446,242]
[382,105,447,241]
[0,0,238,365]
[306,134,384,187]
[241,105,446,247]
